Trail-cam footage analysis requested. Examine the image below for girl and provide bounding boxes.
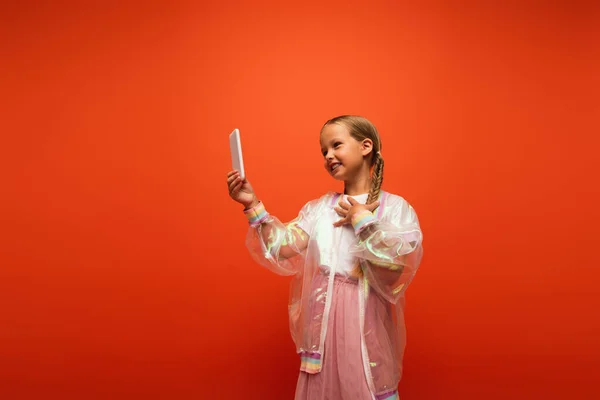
[226,115,423,400]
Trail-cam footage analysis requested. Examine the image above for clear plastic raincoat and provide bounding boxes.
[244,191,423,399]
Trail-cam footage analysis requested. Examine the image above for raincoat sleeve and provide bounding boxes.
[244,199,319,276]
[348,198,423,303]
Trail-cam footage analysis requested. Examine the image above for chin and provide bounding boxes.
[329,171,346,181]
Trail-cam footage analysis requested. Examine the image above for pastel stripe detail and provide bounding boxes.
[299,351,322,374]
[351,209,377,235]
[376,191,387,219]
[375,390,398,400]
[330,193,341,206]
[244,201,269,227]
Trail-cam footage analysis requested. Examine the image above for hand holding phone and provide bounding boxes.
[229,128,245,180]
[227,128,257,208]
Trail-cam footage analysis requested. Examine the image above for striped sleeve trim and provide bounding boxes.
[351,209,377,235]
[299,351,322,374]
[375,389,399,400]
[243,201,269,227]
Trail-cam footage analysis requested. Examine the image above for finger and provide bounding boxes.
[227,170,240,178]
[227,174,239,184]
[338,200,351,210]
[333,219,345,227]
[334,207,347,216]
[230,176,241,187]
[228,177,241,191]
[347,197,358,205]
[230,181,243,194]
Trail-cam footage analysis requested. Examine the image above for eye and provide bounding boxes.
[334,142,342,148]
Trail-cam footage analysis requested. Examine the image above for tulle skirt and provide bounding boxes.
[295,273,396,400]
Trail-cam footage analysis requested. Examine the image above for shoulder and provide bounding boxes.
[304,191,340,207]
[295,192,338,232]
[381,191,410,208]
[381,191,419,222]
[299,191,338,214]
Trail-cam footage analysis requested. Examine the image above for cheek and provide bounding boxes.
[339,149,354,162]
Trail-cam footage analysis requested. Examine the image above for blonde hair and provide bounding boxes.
[322,115,384,205]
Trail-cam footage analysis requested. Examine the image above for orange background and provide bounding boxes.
[1,1,599,399]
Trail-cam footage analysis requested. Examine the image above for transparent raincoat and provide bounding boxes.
[244,191,423,399]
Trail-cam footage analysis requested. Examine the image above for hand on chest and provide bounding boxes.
[313,194,369,272]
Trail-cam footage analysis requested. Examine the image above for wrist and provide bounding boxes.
[351,209,377,235]
[244,200,269,227]
[243,197,260,210]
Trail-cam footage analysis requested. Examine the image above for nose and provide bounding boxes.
[325,150,334,160]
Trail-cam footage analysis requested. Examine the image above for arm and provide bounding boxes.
[244,200,317,276]
[226,169,316,276]
[349,200,423,303]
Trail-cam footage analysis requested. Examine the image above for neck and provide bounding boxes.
[344,168,372,195]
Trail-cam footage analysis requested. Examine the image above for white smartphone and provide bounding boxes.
[229,128,245,180]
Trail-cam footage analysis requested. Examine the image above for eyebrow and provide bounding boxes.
[320,137,343,150]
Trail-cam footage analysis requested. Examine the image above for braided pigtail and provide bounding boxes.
[367,152,384,205]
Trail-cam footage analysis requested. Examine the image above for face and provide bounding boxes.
[320,123,372,181]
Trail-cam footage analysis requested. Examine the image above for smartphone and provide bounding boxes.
[229,128,245,180]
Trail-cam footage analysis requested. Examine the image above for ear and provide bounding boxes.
[360,139,374,157]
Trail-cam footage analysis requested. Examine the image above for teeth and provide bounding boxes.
[331,164,340,170]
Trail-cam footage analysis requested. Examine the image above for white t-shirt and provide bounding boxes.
[332,193,369,275]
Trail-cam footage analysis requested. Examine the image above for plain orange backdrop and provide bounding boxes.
[1,1,599,399]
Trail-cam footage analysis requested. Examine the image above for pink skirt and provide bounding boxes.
[295,273,396,400]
